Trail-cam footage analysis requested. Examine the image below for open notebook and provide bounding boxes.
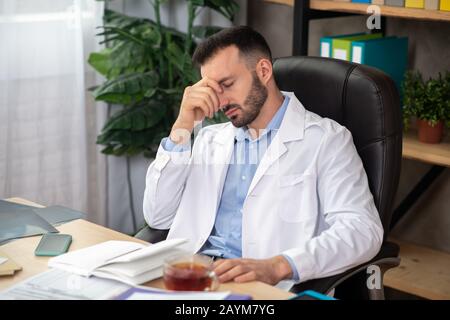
[48,238,187,286]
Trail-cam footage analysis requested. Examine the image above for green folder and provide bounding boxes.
[332,33,383,61]
[351,36,408,93]
[320,33,364,58]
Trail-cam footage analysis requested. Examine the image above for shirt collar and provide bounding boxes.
[235,95,290,142]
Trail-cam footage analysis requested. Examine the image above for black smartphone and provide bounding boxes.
[34,233,72,256]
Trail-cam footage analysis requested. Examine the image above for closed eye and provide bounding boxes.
[222,82,234,88]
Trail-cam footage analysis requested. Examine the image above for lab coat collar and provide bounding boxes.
[277,91,305,143]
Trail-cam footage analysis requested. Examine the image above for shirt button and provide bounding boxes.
[241,176,246,180]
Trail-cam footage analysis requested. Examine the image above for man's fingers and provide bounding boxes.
[193,77,223,95]
[213,259,239,276]
[192,90,217,116]
[188,94,214,118]
[196,86,220,113]
[188,97,211,119]
[234,271,257,283]
[217,264,249,283]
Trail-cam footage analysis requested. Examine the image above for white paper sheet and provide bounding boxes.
[0,269,130,300]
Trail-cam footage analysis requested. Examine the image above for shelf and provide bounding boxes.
[403,129,450,167]
[265,0,450,22]
[384,239,450,300]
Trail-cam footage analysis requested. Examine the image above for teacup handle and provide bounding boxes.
[205,271,219,292]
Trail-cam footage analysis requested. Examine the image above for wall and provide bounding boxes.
[248,0,450,253]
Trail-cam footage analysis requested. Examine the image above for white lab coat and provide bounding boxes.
[143,92,383,288]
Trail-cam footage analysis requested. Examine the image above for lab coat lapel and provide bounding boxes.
[246,93,306,197]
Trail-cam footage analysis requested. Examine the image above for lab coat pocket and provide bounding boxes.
[277,173,317,223]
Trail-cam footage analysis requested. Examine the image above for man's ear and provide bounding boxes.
[256,58,273,85]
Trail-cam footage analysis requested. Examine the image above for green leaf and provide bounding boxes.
[104,9,145,30]
[87,49,112,77]
[192,0,239,20]
[101,26,146,46]
[144,88,157,98]
[102,100,167,132]
[92,71,159,104]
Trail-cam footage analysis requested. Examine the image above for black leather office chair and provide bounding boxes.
[136,56,403,300]
[273,56,402,299]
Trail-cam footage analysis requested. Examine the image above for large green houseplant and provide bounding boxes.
[88,0,238,157]
[402,70,450,144]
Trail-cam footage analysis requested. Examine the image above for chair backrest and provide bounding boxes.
[273,56,402,235]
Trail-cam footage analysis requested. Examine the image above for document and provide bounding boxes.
[48,238,188,286]
[0,269,130,300]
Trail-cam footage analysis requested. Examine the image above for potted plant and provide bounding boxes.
[88,0,238,158]
[402,70,450,144]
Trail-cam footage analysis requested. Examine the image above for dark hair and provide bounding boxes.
[192,26,272,67]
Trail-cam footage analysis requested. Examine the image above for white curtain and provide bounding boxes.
[0,0,246,235]
[0,0,107,225]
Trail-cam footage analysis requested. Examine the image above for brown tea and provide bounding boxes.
[163,262,213,291]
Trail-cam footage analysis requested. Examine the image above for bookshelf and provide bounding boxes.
[266,0,450,22]
[403,129,450,167]
[384,238,450,300]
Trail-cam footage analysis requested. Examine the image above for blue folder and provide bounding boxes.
[351,36,408,93]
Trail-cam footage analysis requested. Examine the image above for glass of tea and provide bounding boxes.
[163,253,219,291]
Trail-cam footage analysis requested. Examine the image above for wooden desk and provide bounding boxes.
[0,198,293,300]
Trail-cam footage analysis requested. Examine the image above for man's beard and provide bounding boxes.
[225,73,268,128]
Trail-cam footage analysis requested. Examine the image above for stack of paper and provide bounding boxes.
[48,238,188,286]
[0,269,130,300]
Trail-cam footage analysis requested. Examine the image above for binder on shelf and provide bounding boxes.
[351,36,408,92]
[424,0,440,10]
[332,33,382,61]
[372,0,386,5]
[385,0,405,6]
[440,0,450,10]
[320,33,364,58]
[352,0,371,3]
[405,0,425,8]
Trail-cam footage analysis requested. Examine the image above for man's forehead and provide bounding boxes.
[200,46,244,80]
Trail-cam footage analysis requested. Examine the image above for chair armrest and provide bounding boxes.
[290,241,400,294]
[134,225,169,243]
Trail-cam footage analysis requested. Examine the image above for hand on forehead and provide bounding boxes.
[193,76,223,94]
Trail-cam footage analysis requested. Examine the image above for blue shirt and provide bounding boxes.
[162,95,299,281]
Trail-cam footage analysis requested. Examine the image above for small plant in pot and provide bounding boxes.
[402,71,450,144]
